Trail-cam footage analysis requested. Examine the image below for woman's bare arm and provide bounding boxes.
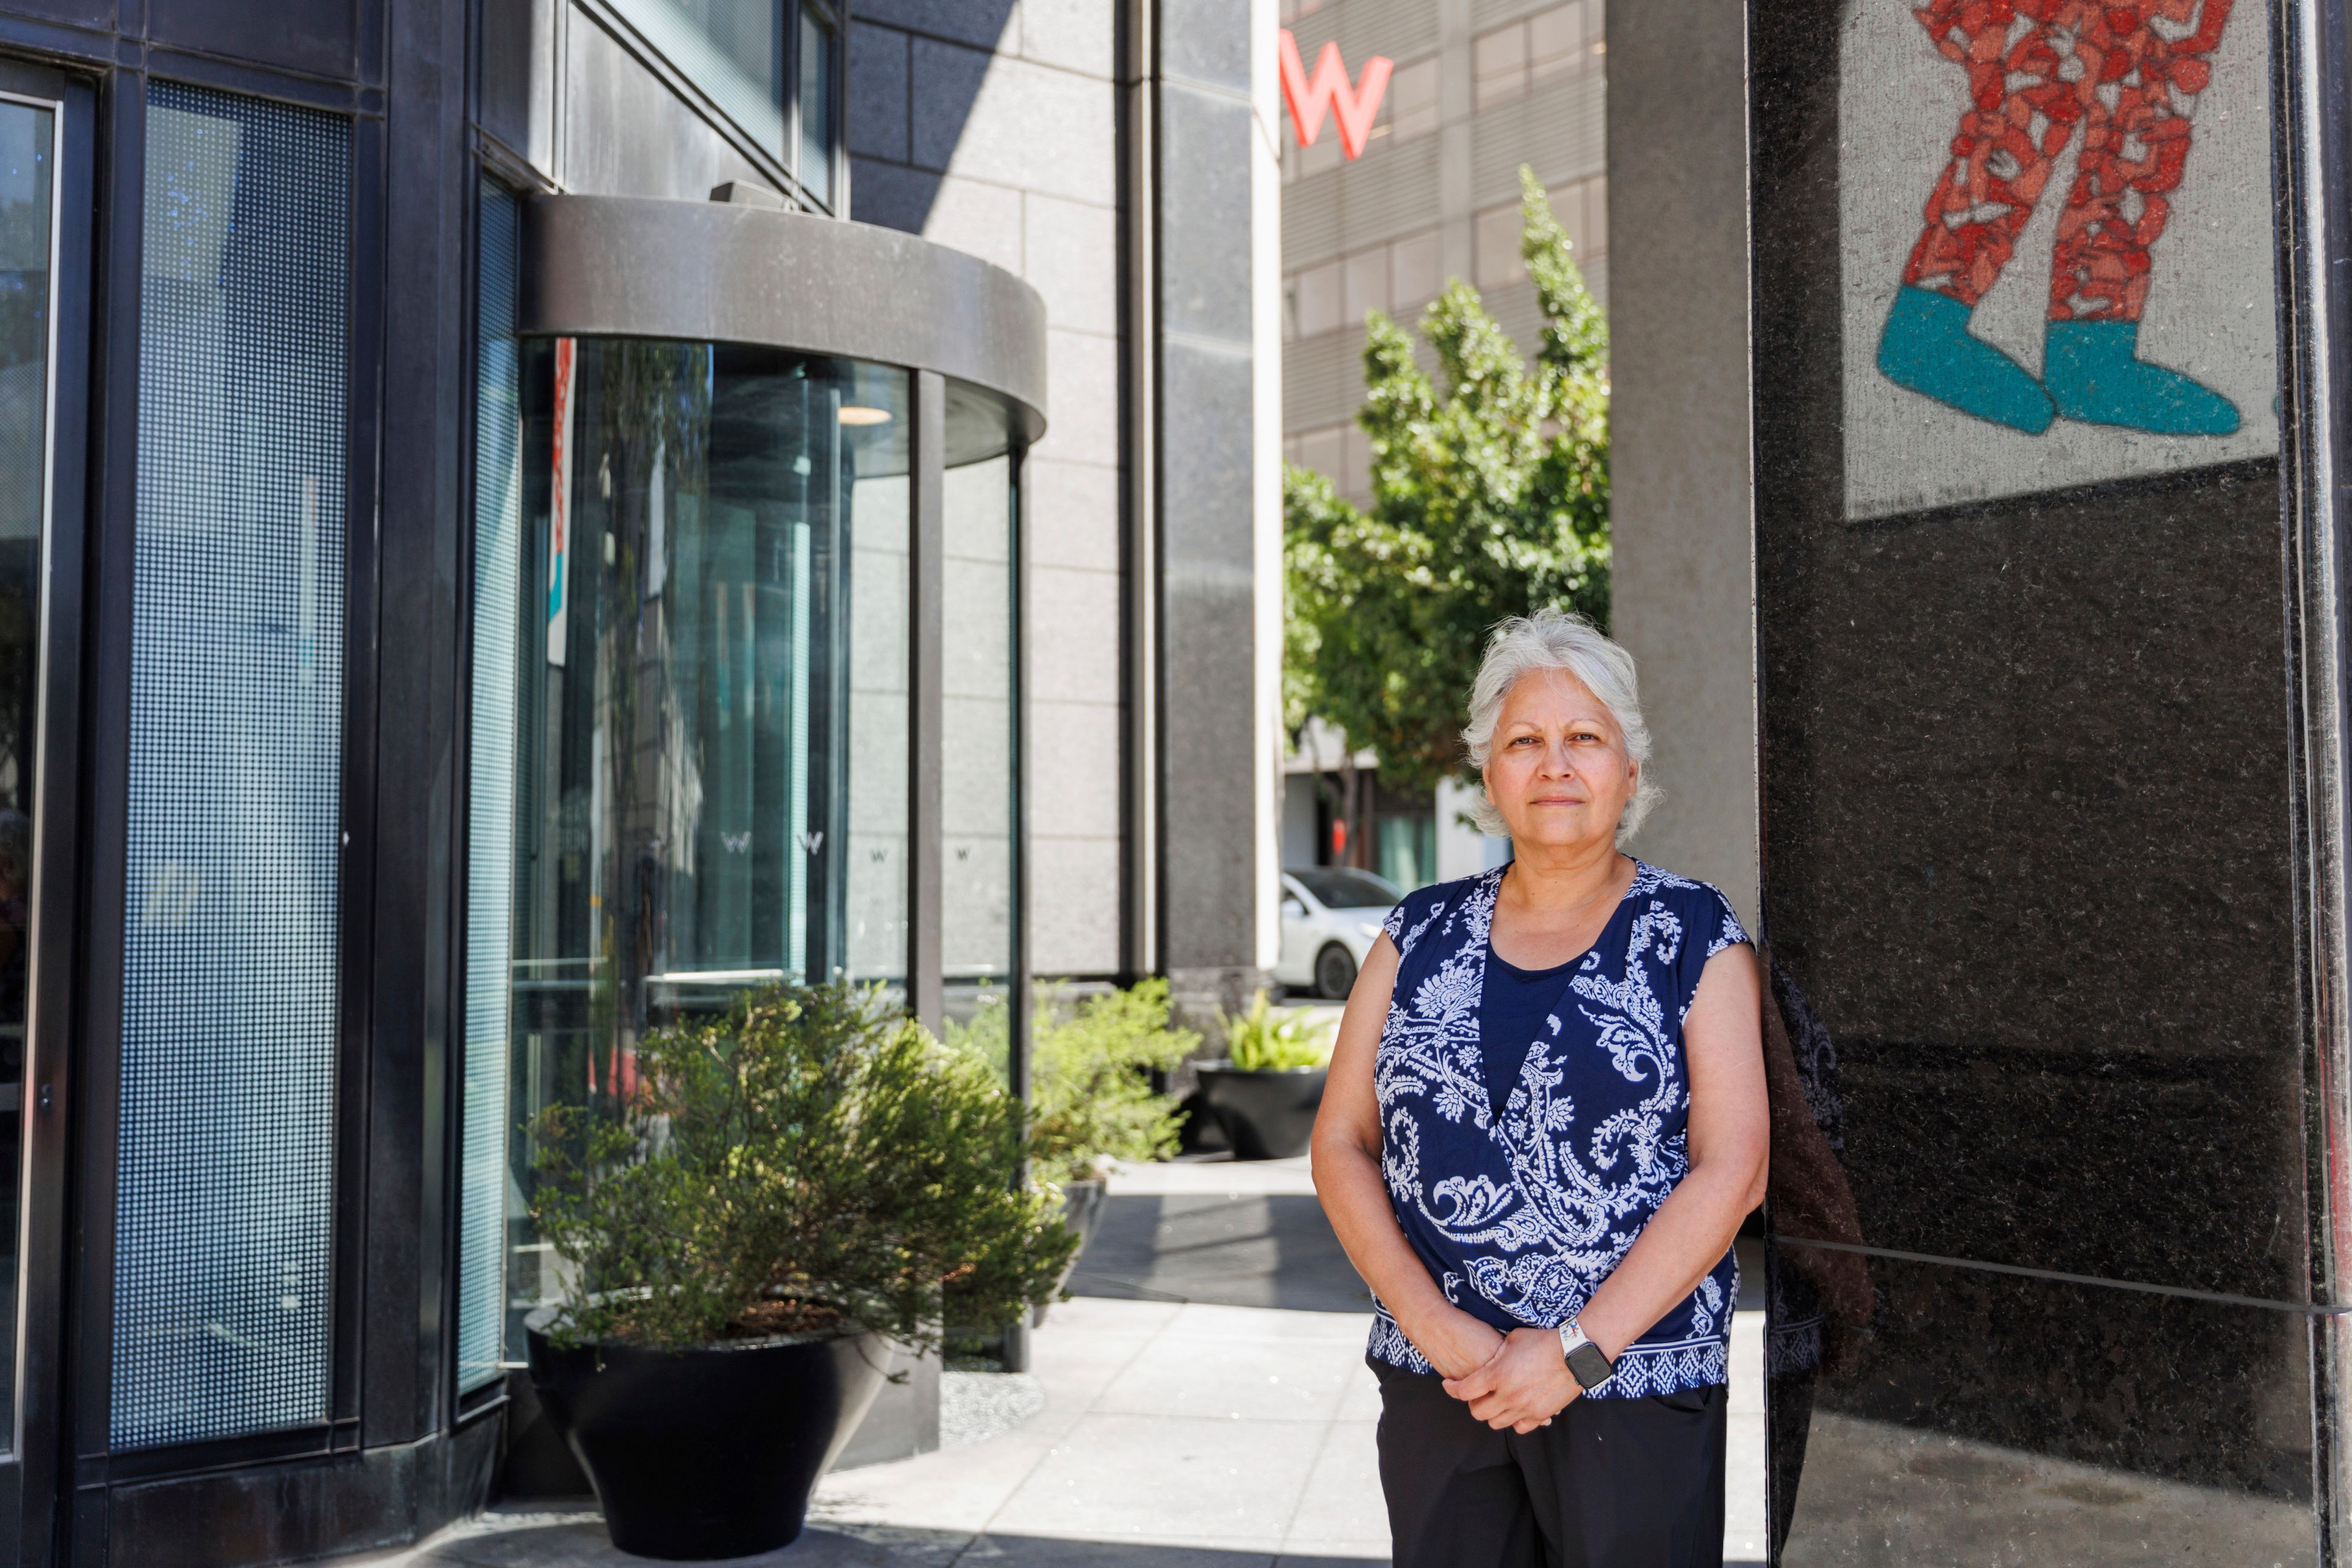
[1443,943,1771,1430]
[1311,933,1506,1381]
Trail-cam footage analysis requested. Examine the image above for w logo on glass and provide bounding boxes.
[722,832,751,854]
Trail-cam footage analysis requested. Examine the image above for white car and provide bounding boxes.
[1276,867,1403,1000]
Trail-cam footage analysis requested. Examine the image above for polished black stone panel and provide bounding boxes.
[1756,460,2305,1301]
[1766,1247,2319,1566]
[1747,0,2331,1555]
[1748,0,2306,1304]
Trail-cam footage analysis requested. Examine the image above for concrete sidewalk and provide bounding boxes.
[374,1155,1767,1566]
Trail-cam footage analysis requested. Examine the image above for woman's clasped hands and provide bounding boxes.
[1414,1307,1582,1435]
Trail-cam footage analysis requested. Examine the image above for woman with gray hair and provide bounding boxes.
[1312,608,1769,1567]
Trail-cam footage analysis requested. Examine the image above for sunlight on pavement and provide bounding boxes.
[370,1155,1766,1567]
[817,1155,1770,1567]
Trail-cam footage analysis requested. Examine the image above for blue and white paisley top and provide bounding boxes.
[1368,861,1750,1398]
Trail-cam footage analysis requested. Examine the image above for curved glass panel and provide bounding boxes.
[941,380,1019,1022]
[499,341,908,1344]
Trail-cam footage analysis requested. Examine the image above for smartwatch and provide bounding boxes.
[1558,1319,1615,1392]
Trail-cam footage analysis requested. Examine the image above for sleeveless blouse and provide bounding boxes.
[1368,861,1749,1398]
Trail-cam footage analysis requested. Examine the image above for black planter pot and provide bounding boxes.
[1195,1063,1328,1159]
[527,1324,891,1560]
[1034,1176,1109,1327]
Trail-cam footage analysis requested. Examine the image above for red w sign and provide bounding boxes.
[1278,29,1392,161]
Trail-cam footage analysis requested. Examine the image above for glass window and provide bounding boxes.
[1298,426,1344,482]
[1475,202,1526,288]
[844,366,910,982]
[607,0,786,159]
[1530,2,1586,85]
[1343,248,1389,325]
[1301,127,1343,178]
[116,83,349,1452]
[1291,867,1400,910]
[0,91,53,1452]
[499,344,908,1345]
[940,382,1019,1022]
[1386,57,1439,141]
[1474,24,1528,109]
[460,179,522,1394]
[1391,229,1440,310]
[1343,424,1373,500]
[1377,813,1436,892]
[1295,259,1342,336]
[797,6,837,210]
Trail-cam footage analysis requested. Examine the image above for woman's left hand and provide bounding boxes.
[1442,1327,1581,1433]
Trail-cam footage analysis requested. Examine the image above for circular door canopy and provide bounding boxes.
[518,194,1048,443]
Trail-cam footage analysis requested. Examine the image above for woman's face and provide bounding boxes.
[1483,668,1637,855]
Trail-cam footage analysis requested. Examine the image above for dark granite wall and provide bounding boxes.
[1751,0,2326,1559]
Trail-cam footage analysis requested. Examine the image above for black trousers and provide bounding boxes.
[1373,1359,1726,1568]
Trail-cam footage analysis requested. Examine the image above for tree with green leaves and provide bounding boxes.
[1286,168,1610,801]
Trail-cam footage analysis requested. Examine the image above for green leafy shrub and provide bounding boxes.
[1223,991,1334,1071]
[529,981,1076,1353]
[948,979,1200,1185]
[1285,168,1608,793]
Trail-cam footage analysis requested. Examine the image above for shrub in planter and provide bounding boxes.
[1196,991,1335,1160]
[946,981,1198,1317]
[528,982,1075,1561]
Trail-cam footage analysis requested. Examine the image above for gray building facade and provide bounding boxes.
[0,1,1281,1563]
[1279,0,1608,507]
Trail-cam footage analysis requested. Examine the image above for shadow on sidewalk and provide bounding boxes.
[1068,1194,1372,1313]
[407,1513,1385,1567]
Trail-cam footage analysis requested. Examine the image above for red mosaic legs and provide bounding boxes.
[1901,0,2228,323]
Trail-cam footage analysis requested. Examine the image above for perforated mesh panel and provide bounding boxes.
[459,181,521,1393]
[113,82,349,1452]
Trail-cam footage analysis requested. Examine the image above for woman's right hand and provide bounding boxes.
[1406,1304,1507,1382]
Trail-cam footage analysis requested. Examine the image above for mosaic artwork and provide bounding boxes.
[1840,0,2278,518]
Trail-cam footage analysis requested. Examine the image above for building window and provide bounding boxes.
[1475,202,1526,288]
[1477,175,1607,292]
[1551,173,1608,262]
[1474,23,1528,110]
[601,0,842,210]
[1474,2,1604,110]
[1291,258,1343,338]
[115,82,350,1452]
[1287,228,1449,342]
[1343,247,1389,325]
[1380,56,1439,145]
[460,179,524,1395]
[1290,423,1374,505]
[796,2,839,210]
[608,0,787,159]
[0,87,55,1454]
[1300,124,1344,178]
[1530,1,1590,86]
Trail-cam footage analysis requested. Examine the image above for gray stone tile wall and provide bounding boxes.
[849,3,1126,978]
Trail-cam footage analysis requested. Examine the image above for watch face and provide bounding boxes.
[1567,1342,1614,1390]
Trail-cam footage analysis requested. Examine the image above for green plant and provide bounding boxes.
[1286,167,1610,795]
[1223,991,1333,1072]
[529,981,1076,1353]
[947,979,1200,1185]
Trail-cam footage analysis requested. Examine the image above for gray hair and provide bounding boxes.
[1461,609,1660,840]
